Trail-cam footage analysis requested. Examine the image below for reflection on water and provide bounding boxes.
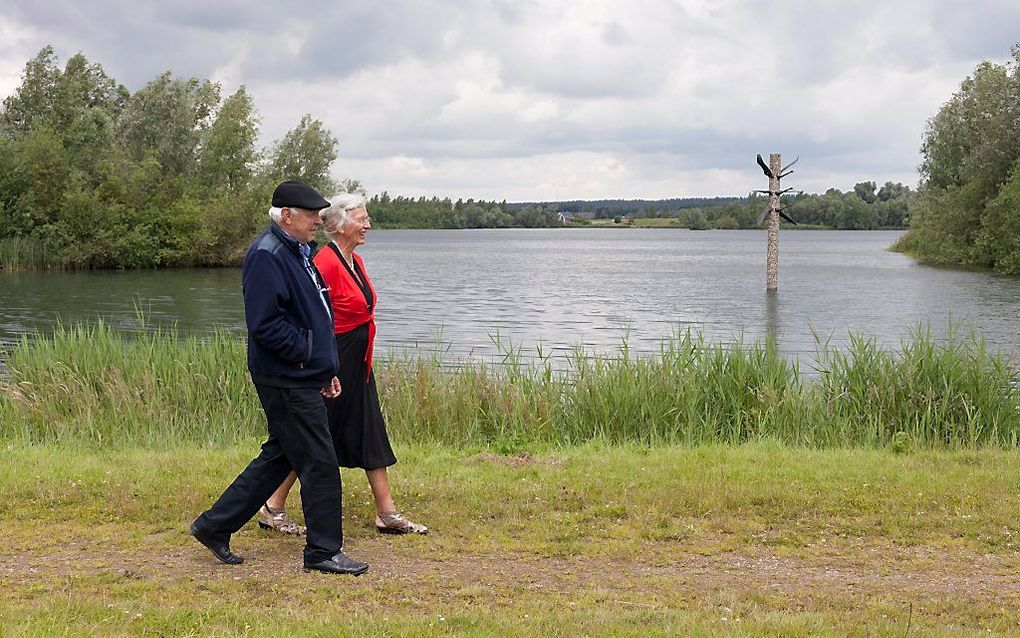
[1,229,1019,368]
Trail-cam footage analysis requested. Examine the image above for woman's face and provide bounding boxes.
[342,206,371,246]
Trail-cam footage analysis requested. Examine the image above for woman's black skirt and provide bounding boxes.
[327,323,396,470]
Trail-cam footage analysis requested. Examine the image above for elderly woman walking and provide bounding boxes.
[259,193,426,536]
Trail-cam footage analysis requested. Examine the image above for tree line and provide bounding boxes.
[508,197,742,215]
[894,44,1020,275]
[0,46,921,270]
[0,46,342,268]
[620,182,911,230]
[367,183,912,230]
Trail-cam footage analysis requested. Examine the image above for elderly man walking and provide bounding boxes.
[190,180,368,576]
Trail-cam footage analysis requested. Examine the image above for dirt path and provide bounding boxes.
[4,531,1019,613]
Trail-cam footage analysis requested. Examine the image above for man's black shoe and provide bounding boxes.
[304,552,369,576]
[190,522,244,565]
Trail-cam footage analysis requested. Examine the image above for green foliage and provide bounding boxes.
[2,323,1016,449]
[197,87,259,193]
[0,47,343,269]
[897,43,1020,274]
[367,195,561,229]
[0,321,255,446]
[781,186,909,229]
[116,72,220,176]
[600,187,911,231]
[976,161,1020,273]
[0,46,61,134]
[265,113,338,193]
[816,325,1020,447]
[0,125,72,236]
[365,188,911,231]
[854,181,877,204]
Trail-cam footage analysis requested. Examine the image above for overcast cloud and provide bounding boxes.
[1,0,1017,200]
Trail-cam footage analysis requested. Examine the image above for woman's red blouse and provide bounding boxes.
[313,244,377,379]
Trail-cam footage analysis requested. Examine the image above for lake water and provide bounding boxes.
[1,229,1018,369]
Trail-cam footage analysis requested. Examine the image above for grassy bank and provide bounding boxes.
[1,322,1017,449]
[3,325,1019,635]
[1,442,1019,636]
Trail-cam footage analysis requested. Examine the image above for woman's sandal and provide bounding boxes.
[376,511,428,535]
[257,503,307,536]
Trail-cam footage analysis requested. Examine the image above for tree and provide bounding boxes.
[920,56,1019,197]
[0,45,351,268]
[975,161,1020,273]
[853,181,877,204]
[116,72,220,176]
[897,42,1020,273]
[0,126,71,235]
[0,47,127,182]
[266,114,338,193]
[198,86,260,193]
[877,181,910,202]
[337,177,366,196]
[0,46,61,135]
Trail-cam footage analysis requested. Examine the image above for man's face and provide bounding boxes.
[282,207,322,243]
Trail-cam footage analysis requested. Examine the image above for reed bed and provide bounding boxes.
[0,236,61,271]
[0,321,257,446]
[1,321,1017,449]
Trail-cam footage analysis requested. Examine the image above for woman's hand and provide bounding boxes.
[320,376,342,398]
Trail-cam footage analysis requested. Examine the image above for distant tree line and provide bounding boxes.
[622,182,912,230]
[508,197,742,216]
[893,44,1020,275]
[368,194,562,228]
[365,185,912,231]
[0,46,344,268]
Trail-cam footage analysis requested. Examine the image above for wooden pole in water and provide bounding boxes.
[766,153,781,291]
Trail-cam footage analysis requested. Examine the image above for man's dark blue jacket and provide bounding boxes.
[242,223,338,388]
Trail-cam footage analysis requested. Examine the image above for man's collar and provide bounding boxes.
[269,222,317,254]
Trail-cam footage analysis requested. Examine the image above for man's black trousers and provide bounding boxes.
[192,384,343,564]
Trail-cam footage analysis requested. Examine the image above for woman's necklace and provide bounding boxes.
[334,242,355,269]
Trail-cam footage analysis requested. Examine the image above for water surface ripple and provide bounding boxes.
[2,229,1018,369]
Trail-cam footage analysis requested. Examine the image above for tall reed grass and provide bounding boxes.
[1,322,1017,449]
[0,320,258,446]
[0,237,61,271]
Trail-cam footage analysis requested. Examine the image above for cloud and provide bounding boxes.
[0,0,1018,199]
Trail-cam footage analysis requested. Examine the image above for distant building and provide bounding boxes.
[558,211,597,224]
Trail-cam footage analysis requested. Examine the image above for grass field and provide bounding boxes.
[1,443,1019,636]
[0,442,1018,636]
[2,326,1019,635]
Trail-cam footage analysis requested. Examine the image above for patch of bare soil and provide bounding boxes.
[471,451,566,468]
[3,531,1019,612]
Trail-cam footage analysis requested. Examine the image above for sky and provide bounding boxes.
[1,0,1018,201]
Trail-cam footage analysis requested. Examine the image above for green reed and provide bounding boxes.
[0,320,260,447]
[0,236,61,271]
[2,322,1017,449]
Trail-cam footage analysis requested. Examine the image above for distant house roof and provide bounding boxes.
[558,211,596,222]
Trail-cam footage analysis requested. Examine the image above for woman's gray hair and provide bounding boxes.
[320,193,367,239]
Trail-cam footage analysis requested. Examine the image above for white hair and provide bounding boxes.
[320,193,367,240]
[269,205,321,223]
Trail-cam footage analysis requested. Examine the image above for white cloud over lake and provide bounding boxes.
[0,0,1017,200]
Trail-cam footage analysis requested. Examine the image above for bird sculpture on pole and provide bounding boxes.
[754,154,801,290]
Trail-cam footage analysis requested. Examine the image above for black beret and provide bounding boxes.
[271,180,330,210]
